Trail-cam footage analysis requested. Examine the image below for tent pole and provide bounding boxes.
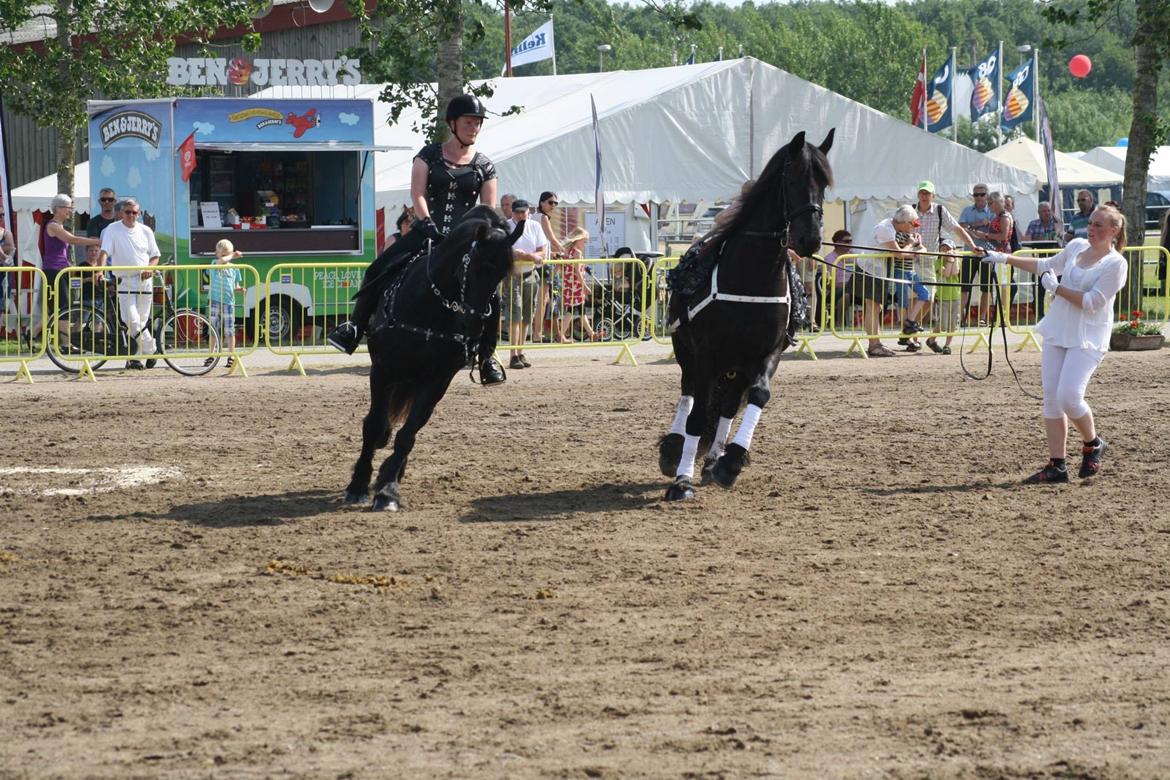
[748,59,755,179]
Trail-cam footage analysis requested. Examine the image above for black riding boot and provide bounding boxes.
[328,231,430,354]
[477,291,506,385]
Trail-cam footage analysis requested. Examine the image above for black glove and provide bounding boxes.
[412,217,445,243]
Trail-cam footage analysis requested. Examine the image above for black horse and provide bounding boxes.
[658,130,835,501]
[345,205,522,511]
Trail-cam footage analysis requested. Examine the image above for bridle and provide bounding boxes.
[742,155,823,245]
[379,237,497,368]
[425,239,494,318]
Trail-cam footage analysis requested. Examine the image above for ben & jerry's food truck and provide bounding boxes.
[88,97,381,340]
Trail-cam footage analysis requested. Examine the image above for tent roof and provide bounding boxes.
[13,58,1039,213]
[255,58,1038,208]
[11,161,91,212]
[1078,145,1170,190]
[986,137,1122,186]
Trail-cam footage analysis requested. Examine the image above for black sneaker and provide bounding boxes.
[145,358,157,369]
[480,357,506,386]
[897,337,910,346]
[125,360,145,370]
[508,355,526,370]
[1023,461,1069,484]
[926,338,944,354]
[1078,438,1108,479]
[327,322,360,355]
[901,321,925,335]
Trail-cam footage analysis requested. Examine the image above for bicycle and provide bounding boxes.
[46,267,221,377]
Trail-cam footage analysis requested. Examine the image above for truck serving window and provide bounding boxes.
[189,149,361,255]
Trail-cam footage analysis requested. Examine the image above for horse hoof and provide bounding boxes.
[664,476,696,501]
[711,443,747,490]
[371,494,400,512]
[344,489,369,505]
[699,453,722,486]
[658,433,685,477]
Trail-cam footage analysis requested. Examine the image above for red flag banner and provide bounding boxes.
[179,132,197,182]
[909,49,927,128]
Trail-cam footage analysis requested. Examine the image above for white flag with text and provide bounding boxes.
[504,19,555,74]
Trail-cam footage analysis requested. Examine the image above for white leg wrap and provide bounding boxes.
[731,404,763,450]
[707,416,732,458]
[676,433,700,479]
[669,395,694,436]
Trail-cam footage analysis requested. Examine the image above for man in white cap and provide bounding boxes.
[911,180,979,350]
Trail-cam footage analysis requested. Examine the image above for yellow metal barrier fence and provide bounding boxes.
[499,257,649,367]
[1,267,47,383]
[47,264,262,381]
[264,262,368,375]
[819,252,1011,357]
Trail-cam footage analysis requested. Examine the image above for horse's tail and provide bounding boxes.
[387,383,415,427]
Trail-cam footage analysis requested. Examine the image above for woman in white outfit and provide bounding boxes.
[982,204,1128,484]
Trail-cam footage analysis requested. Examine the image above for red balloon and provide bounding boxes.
[1069,54,1092,78]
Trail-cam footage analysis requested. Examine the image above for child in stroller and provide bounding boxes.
[588,247,664,341]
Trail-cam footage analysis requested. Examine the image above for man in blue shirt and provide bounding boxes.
[1065,190,1095,241]
[959,184,994,326]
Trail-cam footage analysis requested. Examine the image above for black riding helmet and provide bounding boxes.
[445,94,487,122]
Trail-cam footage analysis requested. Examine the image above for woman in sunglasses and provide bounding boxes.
[532,192,564,343]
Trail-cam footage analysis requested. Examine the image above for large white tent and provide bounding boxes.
[1079,145,1170,191]
[12,57,1039,261]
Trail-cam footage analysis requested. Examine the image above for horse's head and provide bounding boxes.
[781,129,835,258]
[443,205,516,294]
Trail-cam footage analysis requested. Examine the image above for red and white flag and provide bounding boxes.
[179,132,197,182]
[909,49,927,129]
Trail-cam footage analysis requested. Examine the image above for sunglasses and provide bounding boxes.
[100,197,116,202]
[973,192,987,197]
[546,200,558,206]
[123,210,139,215]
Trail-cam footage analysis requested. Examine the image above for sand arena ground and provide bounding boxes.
[2,341,1169,778]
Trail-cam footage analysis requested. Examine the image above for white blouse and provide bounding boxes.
[1033,238,1127,351]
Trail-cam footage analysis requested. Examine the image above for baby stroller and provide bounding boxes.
[589,247,663,341]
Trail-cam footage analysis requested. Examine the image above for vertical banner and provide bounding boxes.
[0,96,13,251]
[969,46,1000,122]
[590,93,607,257]
[1000,58,1035,133]
[909,49,927,130]
[926,52,955,134]
[1037,96,1060,216]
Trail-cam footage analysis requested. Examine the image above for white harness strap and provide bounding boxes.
[671,265,790,332]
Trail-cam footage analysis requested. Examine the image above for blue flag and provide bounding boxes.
[1000,58,1036,132]
[968,47,1000,121]
[926,54,955,133]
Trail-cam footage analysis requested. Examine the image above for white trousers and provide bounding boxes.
[1040,343,1103,420]
[119,291,156,355]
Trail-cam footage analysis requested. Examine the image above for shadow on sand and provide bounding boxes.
[459,480,665,523]
[91,489,342,528]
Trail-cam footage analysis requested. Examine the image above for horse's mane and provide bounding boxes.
[712,139,834,243]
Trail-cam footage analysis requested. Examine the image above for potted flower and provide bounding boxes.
[1110,310,1165,351]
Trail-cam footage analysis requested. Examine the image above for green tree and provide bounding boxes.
[347,0,560,141]
[0,0,263,197]
[1044,0,1170,247]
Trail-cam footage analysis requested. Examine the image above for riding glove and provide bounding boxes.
[413,217,446,243]
[981,251,1009,264]
[1040,270,1059,293]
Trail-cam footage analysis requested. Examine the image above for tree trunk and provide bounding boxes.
[54,0,76,220]
[433,0,464,143]
[1118,0,1161,312]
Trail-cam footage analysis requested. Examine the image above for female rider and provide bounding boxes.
[328,94,504,384]
[981,203,1128,484]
